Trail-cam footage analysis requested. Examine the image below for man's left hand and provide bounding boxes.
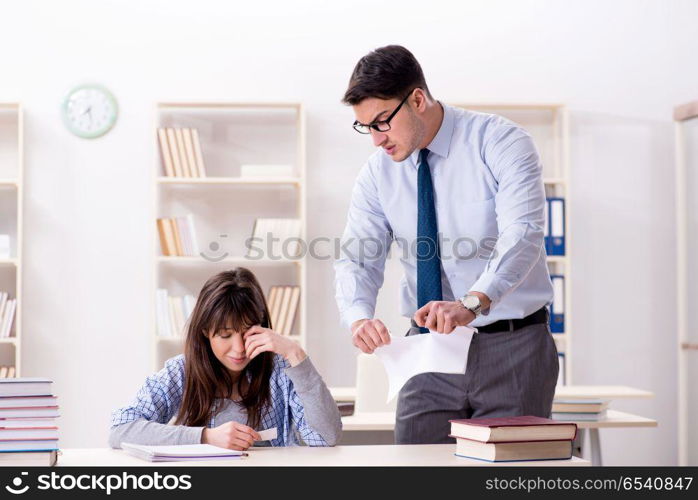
[413,301,474,333]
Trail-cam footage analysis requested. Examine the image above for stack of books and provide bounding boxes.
[155,289,196,338]
[267,286,300,336]
[0,291,17,338]
[157,128,207,178]
[552,399,610,421]
[0,378,59,466]
[450,415,577,462]
[157,215,200,257]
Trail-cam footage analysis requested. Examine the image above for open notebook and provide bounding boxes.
[121,443,246,462]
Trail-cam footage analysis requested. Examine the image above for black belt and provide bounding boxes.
[411,307,548,334]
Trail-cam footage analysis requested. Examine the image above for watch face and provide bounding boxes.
[464,295,480,310]
[62,84,118,138]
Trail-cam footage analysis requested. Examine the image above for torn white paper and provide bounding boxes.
[257,427,277,441]
[374,326,476,403]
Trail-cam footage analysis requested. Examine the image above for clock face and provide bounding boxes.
[62,84,118,138]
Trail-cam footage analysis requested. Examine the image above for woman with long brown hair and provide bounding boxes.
[109,268,341,449]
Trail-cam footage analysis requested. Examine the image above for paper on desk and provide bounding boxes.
[257,427,277,441]
[374,326,476,403]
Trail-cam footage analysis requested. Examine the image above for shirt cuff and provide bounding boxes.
[185,425,206,445]
[284,356,322,393]
[340,304,374,330]
[470,272,505,309]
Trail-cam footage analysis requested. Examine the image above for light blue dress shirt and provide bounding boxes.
[334,103,554,329]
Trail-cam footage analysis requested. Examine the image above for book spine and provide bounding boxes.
[157,128,175,177]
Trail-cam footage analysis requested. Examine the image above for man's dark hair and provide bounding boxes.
[342,45,432,106]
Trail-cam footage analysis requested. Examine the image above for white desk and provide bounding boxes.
[340,410,657,466]
[56,446,589,467]
[342,410,656,431]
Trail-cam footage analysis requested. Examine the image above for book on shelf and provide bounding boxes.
[240,164,294,178]
[247,218,302,259]
[552,400,610,414]
[0,378,60,464]
[0,291,17,338]
[156,289,196,338]
[551,399,610,421]
[267,285,300,336]
[174,129,190,177]
[157,215,200,257]
[0,366,16,378]
[158,128,207,178]
[552,410,608,421]
[546,197,565,256]
[557,352,565,386]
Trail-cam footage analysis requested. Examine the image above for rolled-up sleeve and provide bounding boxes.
[470,121,547,308]
[334,161,393,329]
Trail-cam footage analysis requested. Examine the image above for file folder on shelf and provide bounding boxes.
[544,198,551,254]
[548,198,565,255]
[549,274,565,333]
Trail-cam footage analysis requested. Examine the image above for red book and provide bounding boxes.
[449,415,577,443]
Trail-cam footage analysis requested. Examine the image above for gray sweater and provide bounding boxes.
[109,356,341,447]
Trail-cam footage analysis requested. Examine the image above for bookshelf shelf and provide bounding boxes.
[0,103,22,377]
[156,255,303,266]
[153,102,307,369]
[157,176,301,186]
[454,103,572,385]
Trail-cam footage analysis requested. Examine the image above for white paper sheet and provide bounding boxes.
[257,427,277,441]
[374,326,476,403]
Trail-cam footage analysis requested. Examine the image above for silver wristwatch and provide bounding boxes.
[459,294,482,317]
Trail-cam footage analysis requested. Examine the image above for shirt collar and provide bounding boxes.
[408,102,455,166]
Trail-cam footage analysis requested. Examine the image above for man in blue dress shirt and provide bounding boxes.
[334,45,559,444]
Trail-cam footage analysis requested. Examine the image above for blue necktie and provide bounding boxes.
[416,148,442,333]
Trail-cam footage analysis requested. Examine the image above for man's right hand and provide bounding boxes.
[351,318,391,354]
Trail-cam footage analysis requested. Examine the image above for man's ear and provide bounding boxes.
[411,88,429,113]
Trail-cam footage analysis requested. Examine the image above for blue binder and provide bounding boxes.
[544,198,551,254]
[557,352,566,386]
[548,197,565,256]
[549,274,565,333]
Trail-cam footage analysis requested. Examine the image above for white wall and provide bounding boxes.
[1,0,695,465]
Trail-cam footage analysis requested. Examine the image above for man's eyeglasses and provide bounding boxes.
[352,90,414,134]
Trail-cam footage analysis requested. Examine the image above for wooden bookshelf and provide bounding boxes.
[452,103,572,385]
[0,103,23,376]
[674,99,698,465]
[152,102,307,369]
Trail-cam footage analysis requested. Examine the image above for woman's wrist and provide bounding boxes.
[285,345,307,367]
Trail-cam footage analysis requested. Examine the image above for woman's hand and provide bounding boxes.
[243,325,307,367]
[202,421,261,451]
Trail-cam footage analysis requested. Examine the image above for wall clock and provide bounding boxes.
[62,84,118,138]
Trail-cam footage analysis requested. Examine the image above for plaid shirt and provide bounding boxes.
[110,354,331,446]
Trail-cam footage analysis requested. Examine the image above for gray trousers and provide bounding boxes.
[395,321,559,444]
